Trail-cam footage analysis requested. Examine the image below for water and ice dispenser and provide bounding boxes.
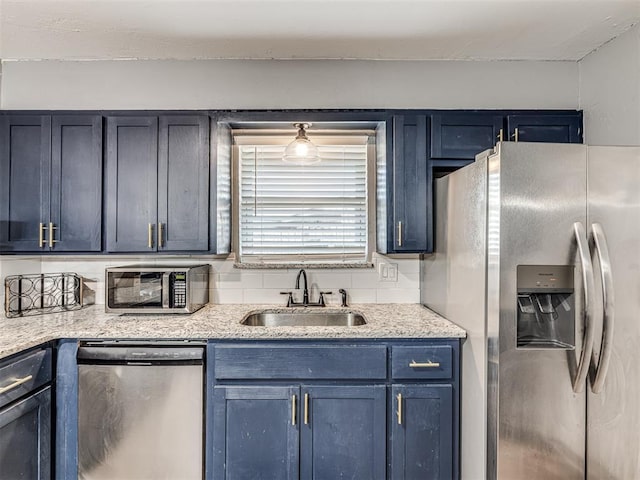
[516,265,575,349]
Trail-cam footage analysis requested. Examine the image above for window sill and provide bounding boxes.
[234,262,375,270]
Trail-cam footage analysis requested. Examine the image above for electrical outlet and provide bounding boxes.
[378,262,398,282]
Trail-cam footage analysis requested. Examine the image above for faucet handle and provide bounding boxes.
[280,291,294,307]
[318,291,333,306]
[339,288,348,307]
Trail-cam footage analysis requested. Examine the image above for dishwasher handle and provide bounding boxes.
[77,346,204,363]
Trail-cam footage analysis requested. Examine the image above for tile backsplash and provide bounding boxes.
[0,257,43,309]
[1,253,419,308]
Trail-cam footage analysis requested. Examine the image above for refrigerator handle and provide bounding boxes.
[573,222,596,393]
[589,223,615,394]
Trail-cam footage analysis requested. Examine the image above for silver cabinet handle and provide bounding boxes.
[39,223,46,248]
[398,221,403,247]
[396,393,402,425]
[573,222,596,393]
[48,222,57,248]
[511,127,519,142]
[590,223,614,394]
[0,375,33,394]
[409,360,440,368]
[148,223,154,249]
[291,394,297,425]
[497,128,504,142]
[158,223,164,248]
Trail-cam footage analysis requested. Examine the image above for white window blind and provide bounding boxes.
[238,140,369,263]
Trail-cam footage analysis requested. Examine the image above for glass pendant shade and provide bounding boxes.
[283,123,320,164]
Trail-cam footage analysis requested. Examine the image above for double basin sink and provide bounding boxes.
[241,310,367,327]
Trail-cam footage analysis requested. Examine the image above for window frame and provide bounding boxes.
[231,129,377,266]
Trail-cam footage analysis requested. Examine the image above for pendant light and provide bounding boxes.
[283,123,320,164]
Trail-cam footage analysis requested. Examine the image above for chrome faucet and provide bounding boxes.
[280,269,332,307]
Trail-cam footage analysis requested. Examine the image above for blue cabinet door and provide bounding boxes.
[0,115,51,252]
[0,386,51,480]
[300,385,386,480]
[391,385,454,480]
[50,115,103,252]
[507,114,582,143]
[392,114,431,253]
[0,115,102,253]
[157,115,209,251]
[105,116,159,252]
[431,113,504,160]
[213,385,299,480]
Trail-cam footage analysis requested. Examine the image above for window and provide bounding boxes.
[233,130,375,265]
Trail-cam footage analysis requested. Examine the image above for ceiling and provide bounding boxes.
[1,0,639,61]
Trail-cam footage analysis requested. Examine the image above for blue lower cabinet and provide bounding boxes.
[0,386,51,480]
[391,384,454,480]
[213,385,299,480]
[300,385,387,480]
[212,384,387,480]
[211,341,460,479]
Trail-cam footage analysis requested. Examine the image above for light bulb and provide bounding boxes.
[283,123,320,164]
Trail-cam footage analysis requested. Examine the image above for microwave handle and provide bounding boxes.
[162,273,171,308]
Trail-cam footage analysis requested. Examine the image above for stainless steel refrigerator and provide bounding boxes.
[422,142,640,479]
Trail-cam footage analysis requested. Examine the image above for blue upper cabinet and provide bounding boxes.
[0,115,51,252]
[50,116,103,252]
[391,114,431,253]
[431,113,504,162]
[105,116,159,252]
[0,114,102,253]
[157,115,210,251]
[385,110,583,254]
[106,115,210,253]
[507,114,582,143]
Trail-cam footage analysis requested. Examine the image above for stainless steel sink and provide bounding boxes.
[241,311,367,327]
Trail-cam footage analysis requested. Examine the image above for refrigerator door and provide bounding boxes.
[488,143,588,479]
[586,146,640,479]
[422,154,489,479]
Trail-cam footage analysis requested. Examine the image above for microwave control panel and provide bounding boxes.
[172,273,187,308]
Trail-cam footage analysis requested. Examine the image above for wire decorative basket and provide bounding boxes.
[4,273,84,318]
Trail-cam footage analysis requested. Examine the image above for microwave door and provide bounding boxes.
[109,273,164,308]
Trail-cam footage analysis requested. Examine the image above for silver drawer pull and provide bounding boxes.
[409,360,440,368]
[0,375,33,394]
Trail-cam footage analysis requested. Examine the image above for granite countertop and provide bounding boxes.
[0,303,465,360]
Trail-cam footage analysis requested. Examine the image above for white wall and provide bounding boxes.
[579,24,640,145]
[0,59,578,110]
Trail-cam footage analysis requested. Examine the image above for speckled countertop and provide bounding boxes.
[0,303,465,359]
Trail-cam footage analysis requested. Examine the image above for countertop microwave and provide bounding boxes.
[105,265,210,314]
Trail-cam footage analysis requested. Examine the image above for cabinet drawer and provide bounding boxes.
[214,345,387,380]
[0,348,52,408]
[391,345,452,380]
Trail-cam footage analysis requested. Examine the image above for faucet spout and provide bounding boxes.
[295,269,309,305]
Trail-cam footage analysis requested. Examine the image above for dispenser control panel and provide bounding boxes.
[516,265,574,293]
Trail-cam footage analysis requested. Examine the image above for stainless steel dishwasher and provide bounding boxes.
[77,342,204,480]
